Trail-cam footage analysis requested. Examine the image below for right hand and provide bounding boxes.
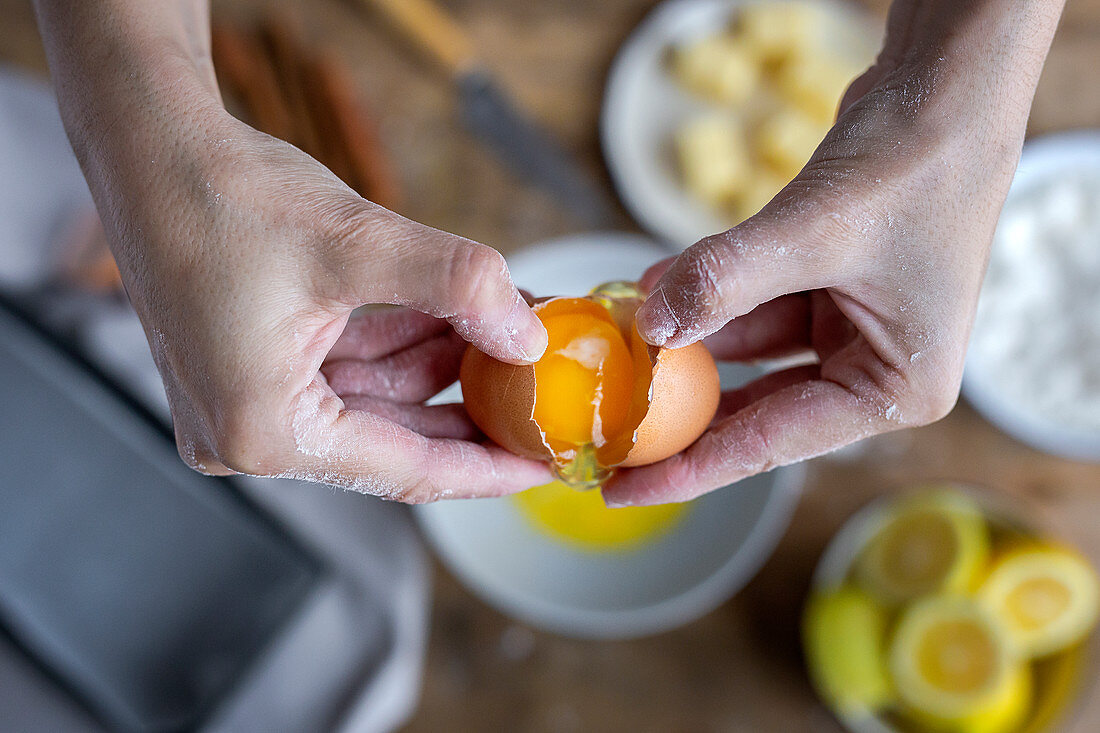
[602,0,1065,507]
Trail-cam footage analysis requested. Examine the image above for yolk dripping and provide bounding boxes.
[514,480,688,550]
[533,311,634,449]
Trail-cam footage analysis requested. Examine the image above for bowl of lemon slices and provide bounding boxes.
[803,485,1100,733]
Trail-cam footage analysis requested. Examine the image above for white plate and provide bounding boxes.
[415,232,803,638]
[962,131,1100,463]
[601,0,880,248]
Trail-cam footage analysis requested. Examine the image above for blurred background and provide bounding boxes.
[1,0,1099,731]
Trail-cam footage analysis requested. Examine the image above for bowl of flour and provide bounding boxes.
[963,131,1100,462]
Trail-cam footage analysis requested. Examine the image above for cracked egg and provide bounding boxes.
[460,282,720,488]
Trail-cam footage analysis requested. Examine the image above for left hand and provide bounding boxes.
[320,306,487,444]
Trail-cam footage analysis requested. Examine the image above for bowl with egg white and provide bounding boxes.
[414,233,804,639]
[963,131,1100,463]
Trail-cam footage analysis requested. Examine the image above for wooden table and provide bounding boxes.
[3,1,1099,730]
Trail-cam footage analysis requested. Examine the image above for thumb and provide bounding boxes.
[638,257,675,294]
[347,213,547,364]
[634,219,837,349]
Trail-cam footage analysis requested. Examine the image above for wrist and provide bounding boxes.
[850,0,1065,174]
[34,0,222,162]
[33,1,230,242]
[894,0,1064,119]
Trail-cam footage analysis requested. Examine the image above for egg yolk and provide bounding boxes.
[514,480,688,550]
[533,312,634,449]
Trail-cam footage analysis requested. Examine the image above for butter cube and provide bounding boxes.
[677,114,751,206]
[738,3,823,64]
[754,108,827,181]
[672,34,761,105]
[733,170,789,222]
[777,52,862,123]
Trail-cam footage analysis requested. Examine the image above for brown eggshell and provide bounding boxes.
[618,341,720,468]
[459,346,550,461]
[460,293,721,471]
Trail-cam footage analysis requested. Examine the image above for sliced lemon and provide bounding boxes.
[856,489,990,604]
[890,595,1030,733]
[904,664,1031,733]
[978,544,1100,659]
[803,586,893,717]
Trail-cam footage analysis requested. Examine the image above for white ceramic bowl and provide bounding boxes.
[414,232,803,638]
[601,0,880,249]
[962,132,1100,463]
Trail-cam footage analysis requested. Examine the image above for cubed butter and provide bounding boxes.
[733,169,789,223]
[776,52,862,123]
[754,108,827,181]
[672,34,761,105]
[738,3,824,64]
[676,114,751,206]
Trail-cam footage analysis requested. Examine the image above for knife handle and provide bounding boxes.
[360,0,479,77]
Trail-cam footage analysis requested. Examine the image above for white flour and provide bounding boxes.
[971,165,1100,432]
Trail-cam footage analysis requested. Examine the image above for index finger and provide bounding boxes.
[601,373,901,507]
[278,377,552,502]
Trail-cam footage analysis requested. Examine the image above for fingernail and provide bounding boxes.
[634,292,676,347]
[600,482,635,508]
[502,295,548,363]
[514,312,547,363]
[521,324,548,362]
[602,496,634,509]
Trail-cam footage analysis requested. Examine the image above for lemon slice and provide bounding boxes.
[978,545,1100,659]
[890,595,1030,733]
[856,490,990,604]
[803,586,893,717]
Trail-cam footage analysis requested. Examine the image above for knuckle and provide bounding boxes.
[904,368,962,425]
[701,412,774,480]
[922,386,960,423]
[669,235,737,307]
[447,243,510,315]
[793,177,896,267]
[899,343,966,425]
[694,233,738,274]
[396,487,434,505]
[321,204,408,293]
[325,205,386,264]
[737,414,778,474]
[169,406,232,475]
[212,411,286,476]
[329,204,376,246]
[830,357,915,427]
[862,362,960,428]
[175,437,215,473]
[386,467,437,505]
[214,437,263,475]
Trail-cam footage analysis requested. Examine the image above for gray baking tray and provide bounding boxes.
[0,294,323,732]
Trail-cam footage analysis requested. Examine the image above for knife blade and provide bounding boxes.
[357,0,618,226]
[457,71,617,227]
